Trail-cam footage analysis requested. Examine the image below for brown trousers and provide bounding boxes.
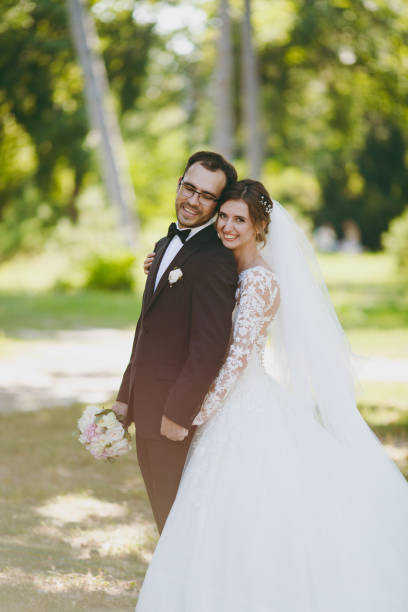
[136,428,195,533]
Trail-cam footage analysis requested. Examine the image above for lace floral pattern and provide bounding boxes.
[193,266,280,425]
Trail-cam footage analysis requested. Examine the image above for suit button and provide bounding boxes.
[143,325,150,333]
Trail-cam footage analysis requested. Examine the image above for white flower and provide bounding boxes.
[78,405,131,461]
[110,438,131,456]
[99,412,117,429]
[88,436,108,458]
[168,267,183,286]
[77,405,101,433]
[106,423,125,443]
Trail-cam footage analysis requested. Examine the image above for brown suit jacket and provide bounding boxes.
[117,223,238,439]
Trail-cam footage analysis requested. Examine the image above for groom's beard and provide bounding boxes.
[175,198,215,228]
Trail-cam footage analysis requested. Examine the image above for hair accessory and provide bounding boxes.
[260,194,273,215]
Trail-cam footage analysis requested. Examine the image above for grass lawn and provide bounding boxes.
[0,291,142,336]
[0,405,156,612]
[0,250,406,339]
[319,252,408,351]
[1,404,407,612]
[0,250,407,609]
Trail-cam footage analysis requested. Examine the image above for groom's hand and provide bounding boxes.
[111,401,128,424]
[143,252,155,275]
[160,415,189,442]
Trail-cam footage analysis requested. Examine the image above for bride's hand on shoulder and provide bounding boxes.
[143,251,156,275]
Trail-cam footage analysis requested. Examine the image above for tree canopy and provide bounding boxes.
[0,0,407,257]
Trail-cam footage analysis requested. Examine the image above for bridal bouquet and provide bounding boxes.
[77,405,131,461]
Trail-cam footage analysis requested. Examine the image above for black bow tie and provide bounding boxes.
[167,222,191,244]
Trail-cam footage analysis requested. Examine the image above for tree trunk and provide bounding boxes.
[241,0,262,178]
[212,0,234,159]
[67,0,139,249]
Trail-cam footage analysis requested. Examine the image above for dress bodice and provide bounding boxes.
[193,266,280,425]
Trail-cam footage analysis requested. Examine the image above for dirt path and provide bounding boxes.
[0,329,132,413]
[0,327,407,414]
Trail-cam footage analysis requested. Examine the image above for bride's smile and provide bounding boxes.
[216,188,270,273]
[217,201,254,248]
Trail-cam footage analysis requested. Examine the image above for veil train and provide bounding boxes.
[264,201,378,446]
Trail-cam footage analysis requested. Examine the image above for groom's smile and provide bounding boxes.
[180,203,200,219]
[175,161,226,228]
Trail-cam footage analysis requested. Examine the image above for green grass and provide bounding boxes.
[0,291,142,337]
[0,402,406,611]
[0,252,407,332]
[358,381,408,412]
[0,251,407,609]
[0,405,157,611]
[318,253,408,360]
[2,252,407,359]
[319,252,408,330]
[347,328,408,359]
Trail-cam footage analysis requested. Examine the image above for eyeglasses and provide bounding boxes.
[179,181,219,206]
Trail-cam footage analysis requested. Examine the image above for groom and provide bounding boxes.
[113,151,238,533]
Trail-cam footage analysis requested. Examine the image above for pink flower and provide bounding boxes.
[84,423,97,443]
[78,405,131,461]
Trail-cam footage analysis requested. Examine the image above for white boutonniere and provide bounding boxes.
[168,267,183,287]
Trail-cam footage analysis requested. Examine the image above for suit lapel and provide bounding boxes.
[144,225,215,315]
[143,238,170,308]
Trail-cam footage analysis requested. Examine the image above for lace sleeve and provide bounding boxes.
[193,268,280,425]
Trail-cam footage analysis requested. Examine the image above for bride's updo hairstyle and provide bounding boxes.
[220,179,273,247]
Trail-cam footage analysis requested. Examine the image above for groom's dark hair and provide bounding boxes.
[182,151,238,201]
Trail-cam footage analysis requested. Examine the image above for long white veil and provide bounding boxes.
[263,200,367,444]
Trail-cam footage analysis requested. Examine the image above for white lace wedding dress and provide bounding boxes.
[136,266,408,612]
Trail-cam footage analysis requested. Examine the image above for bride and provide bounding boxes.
[136,179,408,611]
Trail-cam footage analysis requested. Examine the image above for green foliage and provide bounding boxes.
[318,123,408,250]
[1,0,408,259]
[382,207,408,271]
[95,3,156,115]
[0,0,156,260]
[83,251,136,292]
[0,185,53,257]
[263,161,321,213]
[82,251,136,293]
[257,0,408,249]
[0,0,91,257]
[127,132,188,225]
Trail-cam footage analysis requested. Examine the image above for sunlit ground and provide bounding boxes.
[0,407,157,611]
[1,402,407,611]
[0,251,407,609]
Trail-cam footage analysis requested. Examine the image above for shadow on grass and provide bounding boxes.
[361,405,408,438]
[359,402,408,477]
[0,404,157,611]
[1,400,407,611]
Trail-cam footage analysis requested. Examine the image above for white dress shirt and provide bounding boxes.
[154,216,216,291]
